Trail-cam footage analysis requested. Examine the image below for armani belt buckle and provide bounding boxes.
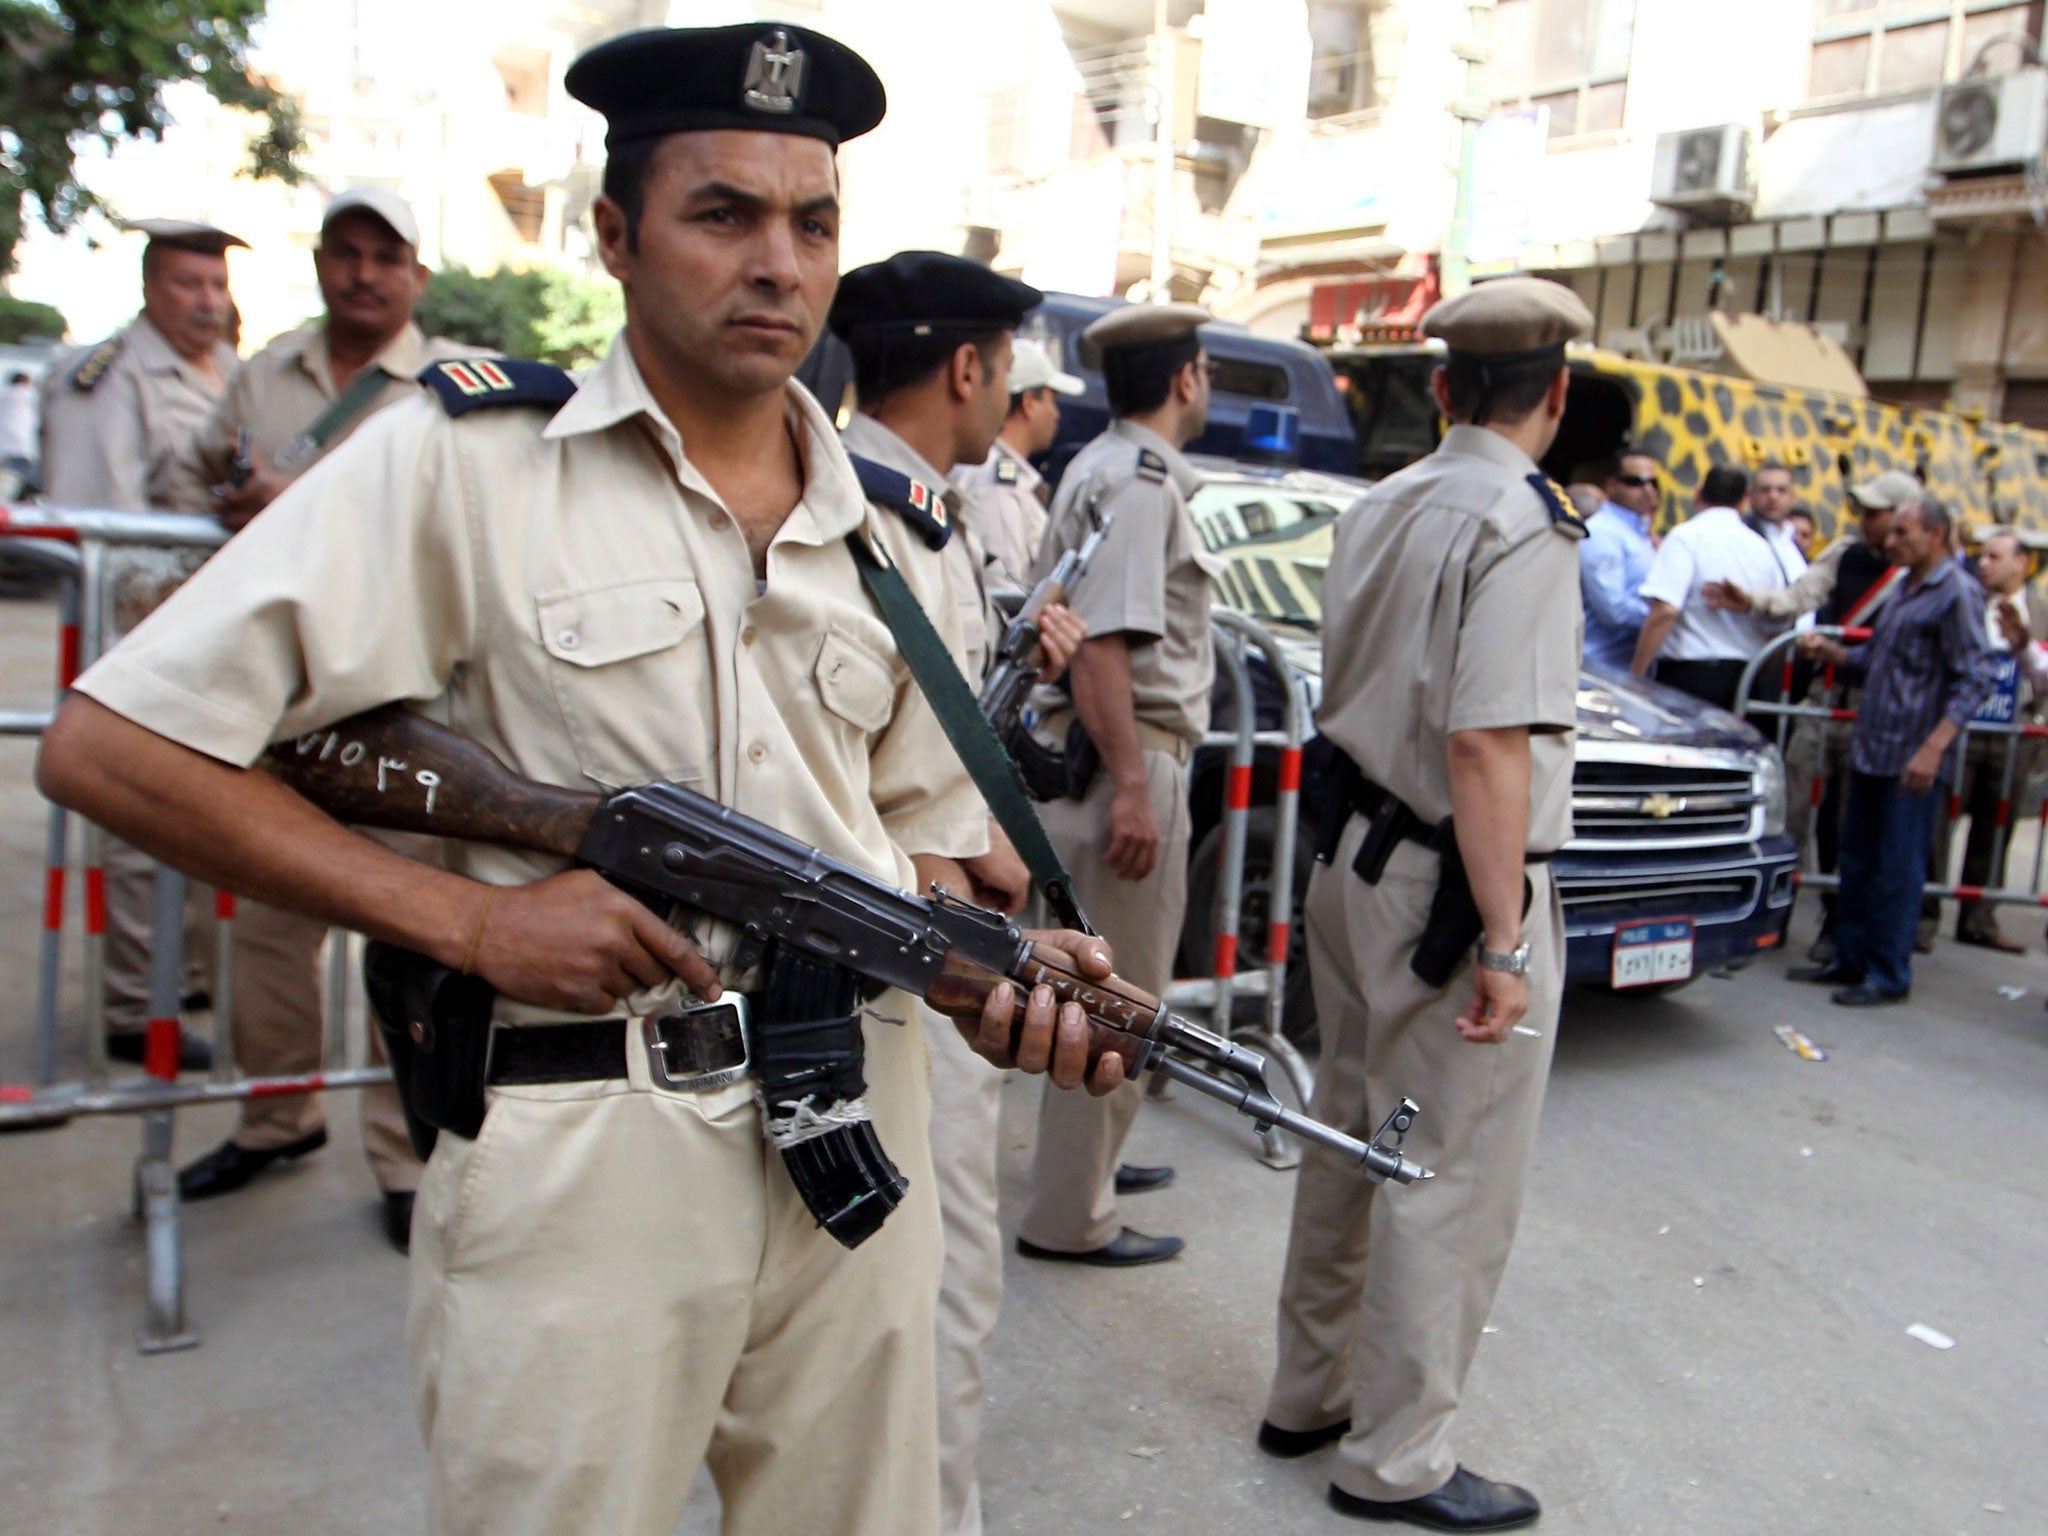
[642,997,751,1093]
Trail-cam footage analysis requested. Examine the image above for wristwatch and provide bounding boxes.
[1475,940,1532,976]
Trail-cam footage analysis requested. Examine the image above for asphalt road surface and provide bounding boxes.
[1,592,2043,1536]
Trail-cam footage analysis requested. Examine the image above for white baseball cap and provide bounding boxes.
[1006,338,1084,397]
[321,186,421,249]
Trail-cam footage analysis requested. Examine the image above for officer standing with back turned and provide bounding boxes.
[1257,278,1591,1532]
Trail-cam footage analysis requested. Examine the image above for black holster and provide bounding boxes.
[752,945,908,1250]
[1315,751,1516,990]
[1007,714,1100,803]
[362,942,495,1161]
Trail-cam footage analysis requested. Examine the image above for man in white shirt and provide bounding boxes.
[1748,461,1808,586]
[952,338,1083,587]
[0,369,38,482]
[1630,465,1789,710]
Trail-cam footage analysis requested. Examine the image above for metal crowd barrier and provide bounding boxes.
[1151,610,1315,1171]
[0,504,386,1353]
[1733,624,2048,912]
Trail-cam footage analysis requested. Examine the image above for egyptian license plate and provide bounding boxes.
[1611,918,1695,988]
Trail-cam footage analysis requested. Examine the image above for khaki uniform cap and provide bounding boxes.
[1082,301,1211,352]
[123,218,249,254]
[1420,276,1593,354]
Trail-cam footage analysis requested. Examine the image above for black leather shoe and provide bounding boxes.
[1257,1418,1350,1458]
[1015,1227,1184,1267]
[1786,963,1861,987]
[382,1191,416,1254]
[1330,1467,1540,1531]
[1114,1163,1175,1195]
[1831,984,1907,1008]
[176,1128,328,1200]
[1806,932,1837,965]
[105,1029,213,1072]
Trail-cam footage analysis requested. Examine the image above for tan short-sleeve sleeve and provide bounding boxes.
[1448,522,1583,735]
[74,401,479,767]
[1064,476,1172,642]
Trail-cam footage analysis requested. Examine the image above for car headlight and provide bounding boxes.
[1756,749,1787,837]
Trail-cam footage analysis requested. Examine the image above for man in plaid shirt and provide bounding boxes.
[1790,498,1999,1005]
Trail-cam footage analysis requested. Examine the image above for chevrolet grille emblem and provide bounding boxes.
[1639,793,1685,819]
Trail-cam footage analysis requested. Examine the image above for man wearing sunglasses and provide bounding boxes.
[1578,449,1662,671]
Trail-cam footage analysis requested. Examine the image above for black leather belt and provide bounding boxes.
[489,1003,750,1091]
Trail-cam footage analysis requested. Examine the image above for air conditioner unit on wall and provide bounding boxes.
[1651,124,1754,210]
[1932,69,2048,174]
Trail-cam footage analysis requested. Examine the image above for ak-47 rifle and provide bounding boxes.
[978,504,1116,744]
[268,707,1433,1210]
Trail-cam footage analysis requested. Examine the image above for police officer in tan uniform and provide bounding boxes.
[38,216,246,1072]
[163,188,484,1249]
[831,249,1087,1536]
[951,337,1083,587]
[1256,278,1591,1532]
[38,24,1118,1536]
[1014,301,1222,1268]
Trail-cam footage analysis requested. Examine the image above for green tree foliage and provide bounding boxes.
[0,290,68,343]
[416,263,621,368]
[0,0,307,274]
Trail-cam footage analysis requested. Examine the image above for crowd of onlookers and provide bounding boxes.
[1569,452,2042,1007]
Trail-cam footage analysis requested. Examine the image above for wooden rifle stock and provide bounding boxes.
[268,707,1154,1076]
[265,705,598,859]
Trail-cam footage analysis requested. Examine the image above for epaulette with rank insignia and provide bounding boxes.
[1527,473,1586,540]
[847,453,952,551]
[1135,448,1169,483]
[68,336,124,393]
[418,357,578,417]
[994,455,1019,486]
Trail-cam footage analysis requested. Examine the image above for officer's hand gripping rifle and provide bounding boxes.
[979,507,1116,742]
[268,707,1433,1191]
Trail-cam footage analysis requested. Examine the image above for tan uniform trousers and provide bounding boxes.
[100,832,215,1034]
[1266,828,1561,1504]
[228,830,437,1193]
[923,1006,1007,1536]
[1018,746,1191,1253]
[407,996,942,1536]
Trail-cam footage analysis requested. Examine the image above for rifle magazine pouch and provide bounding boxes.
[363,941,496,1160]
[751,946,907,1250]
[1008,724,1069,803]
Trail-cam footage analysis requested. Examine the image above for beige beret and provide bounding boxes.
[1083,301,1212,352]
[1421,276,1592,355]
[122,218,249,254]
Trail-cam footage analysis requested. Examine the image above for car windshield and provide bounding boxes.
[1192,475,1342,630]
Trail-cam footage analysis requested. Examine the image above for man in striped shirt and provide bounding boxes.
[1789,498,1999,1005]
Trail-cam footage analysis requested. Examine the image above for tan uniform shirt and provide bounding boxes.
[38,316,238,511]
[76,334,989,1017]
[1316,424,1583,854]
[166,321,481,510]
[1747,536,1848,622]
[951,437,1047,589]
[840,412,997,683]
[1026,420,1221,746]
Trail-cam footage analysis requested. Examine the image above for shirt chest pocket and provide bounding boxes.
[814,624,896,736]
[537,577,710,790]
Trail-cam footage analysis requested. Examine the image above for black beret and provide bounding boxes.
[828,251,1043,343]
[565,23,885,151]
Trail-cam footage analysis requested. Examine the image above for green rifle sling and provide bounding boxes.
[844,533,1093,936]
